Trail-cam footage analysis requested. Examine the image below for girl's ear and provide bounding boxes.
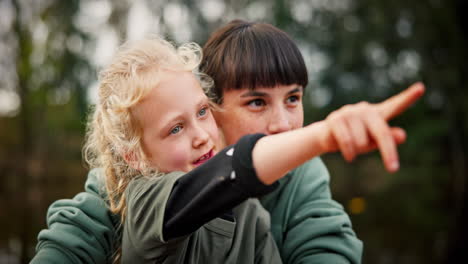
[123,151,142,171]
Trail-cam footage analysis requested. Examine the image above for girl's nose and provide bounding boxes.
[192,123,210,148]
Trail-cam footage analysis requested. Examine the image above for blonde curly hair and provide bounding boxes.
[83,36,212,233]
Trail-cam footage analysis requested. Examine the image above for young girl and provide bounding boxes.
[84,37,284,263]
[83,36,423,263]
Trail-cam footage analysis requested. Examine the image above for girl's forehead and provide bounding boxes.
[129,70,209,135]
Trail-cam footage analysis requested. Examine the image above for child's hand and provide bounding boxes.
[322,82,425,173]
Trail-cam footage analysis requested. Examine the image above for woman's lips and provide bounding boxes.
[193,149,214,166]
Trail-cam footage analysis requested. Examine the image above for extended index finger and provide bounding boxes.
[377,82,425,120]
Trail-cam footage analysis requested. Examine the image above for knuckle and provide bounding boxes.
[358,101,370,108]
[341,104,352,111]
[336,107,353,119]
[327,111,340,121]
[357,101,372,113]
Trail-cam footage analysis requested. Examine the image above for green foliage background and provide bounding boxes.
[0,0,466,263]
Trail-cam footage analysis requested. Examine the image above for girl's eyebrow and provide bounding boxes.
[159,95,209,132]
[158,112,183,135]
[196,96,210,108]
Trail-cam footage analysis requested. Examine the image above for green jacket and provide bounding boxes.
[122,172,282,263]
[31,158,362,263]
[260,158,362,263]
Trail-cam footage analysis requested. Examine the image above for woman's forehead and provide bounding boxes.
[222,84,303,99]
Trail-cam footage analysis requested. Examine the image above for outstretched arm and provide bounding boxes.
[261,82,424,264]
[253,82,425,184]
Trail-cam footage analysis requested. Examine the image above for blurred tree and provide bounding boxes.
[3,0,93,261]
[447,0,468,262]
[2,0,465,263]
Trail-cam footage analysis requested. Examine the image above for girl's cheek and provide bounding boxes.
[210,126,221,146]
[167,146,191,171]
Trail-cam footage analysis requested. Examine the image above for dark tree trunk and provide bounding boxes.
[12,0,33,262]
[446,0,468,262]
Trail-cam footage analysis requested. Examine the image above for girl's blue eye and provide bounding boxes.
[170,125,182,134]
[198,107,208,117]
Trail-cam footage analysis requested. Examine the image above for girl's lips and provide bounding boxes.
[193,149,214,166]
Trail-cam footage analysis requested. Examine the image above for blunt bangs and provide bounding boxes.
[201,20,308,100]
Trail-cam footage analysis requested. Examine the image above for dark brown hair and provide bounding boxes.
[200,20,308,102]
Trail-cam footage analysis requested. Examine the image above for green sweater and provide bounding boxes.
[122,172,282,263]
[31,158,362,263]
[260,158,362,263]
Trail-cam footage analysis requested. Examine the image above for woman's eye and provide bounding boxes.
[247,99,266,108]
[170,125,182,135]
[286,95,300,104]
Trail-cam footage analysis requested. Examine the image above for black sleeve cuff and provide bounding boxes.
[231,134,279,196]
